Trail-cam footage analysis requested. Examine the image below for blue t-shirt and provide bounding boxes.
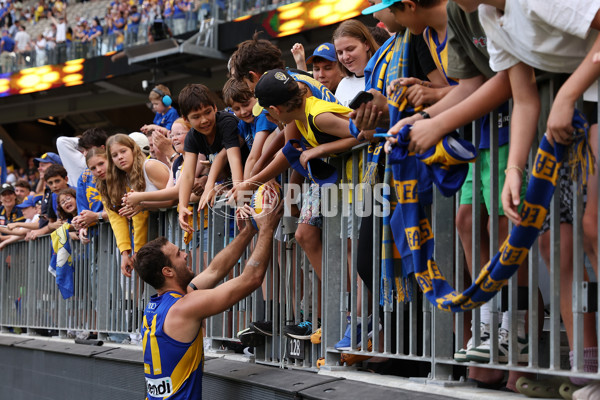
[128,12,141,27]
[478,101,510,149]
[237,111,277,149]
[173,4,186,19]
[153,107,179,130]
[288,69,339,104]
[1,35,15,52]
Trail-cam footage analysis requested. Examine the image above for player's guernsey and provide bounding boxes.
[142,291,204,400]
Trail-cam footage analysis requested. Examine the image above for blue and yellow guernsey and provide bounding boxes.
[142,291,204,400]
[76,168,103,214]
[287,69,339,104]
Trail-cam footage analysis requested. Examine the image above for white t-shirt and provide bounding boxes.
[335,75,366,108]
[25,214,40,224]
[14,30,30,51]
[56,136,86,186]
[478,0,600,73]
[55,21,66,43]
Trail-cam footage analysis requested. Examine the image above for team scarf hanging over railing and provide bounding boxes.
[366,29,439,306]
[48,222,75,299]
[388,110,593,312]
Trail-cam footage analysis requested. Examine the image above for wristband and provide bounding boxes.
[418,111,430,119]
[188,282,198,291]
[97,212,103,222]
[169,153,178,162]
[504,165,524,175]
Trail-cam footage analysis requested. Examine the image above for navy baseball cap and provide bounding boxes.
[253,69,299,116]
[306,43,337,64]
[362,0,404,15]
[16,194,43,208]
[34,152,62,166]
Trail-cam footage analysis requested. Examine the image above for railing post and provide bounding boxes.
[430,190,455,381]
[26,240,36,331]
[323,158,343,367]
[206,204,226,348]
[96,222,111,338]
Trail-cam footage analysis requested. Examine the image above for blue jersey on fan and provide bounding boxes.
[142,291,204,400]
[76,168,103,213]
[287,69,340,104]
[153,107,179,130]
[237,111,277,149]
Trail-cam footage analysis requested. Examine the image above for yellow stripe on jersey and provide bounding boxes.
[167,334,204,398]
[150,314,162,375]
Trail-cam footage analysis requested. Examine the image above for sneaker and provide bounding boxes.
[335,315,378,351]
[283,320,313,340]
[310,328,321,344]
[454,323,490,362]
[238,327,265,347]
[467,328,528,363]
[250,320,274,337]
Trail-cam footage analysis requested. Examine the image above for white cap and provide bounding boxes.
[129,132,150,155]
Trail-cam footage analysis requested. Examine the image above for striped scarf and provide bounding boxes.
[389,110,593,311]
[378,30,433,305]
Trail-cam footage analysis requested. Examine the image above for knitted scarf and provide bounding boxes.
[389,111,592,311]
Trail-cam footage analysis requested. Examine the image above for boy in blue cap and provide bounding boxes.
[291,42,344,93]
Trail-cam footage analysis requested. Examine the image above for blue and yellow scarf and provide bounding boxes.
[389,110,593,311]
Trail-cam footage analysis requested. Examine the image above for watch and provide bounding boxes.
[169,152,178,162]
[97,212,103,222]
[418,111,430,119]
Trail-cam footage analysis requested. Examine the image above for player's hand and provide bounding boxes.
[251,183,283,231]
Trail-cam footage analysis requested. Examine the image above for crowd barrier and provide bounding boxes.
[1,84,600,386]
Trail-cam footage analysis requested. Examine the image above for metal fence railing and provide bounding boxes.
[1,77,599,387]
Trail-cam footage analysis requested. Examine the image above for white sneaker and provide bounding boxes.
[454,323,490,362]
[467,327,528,363]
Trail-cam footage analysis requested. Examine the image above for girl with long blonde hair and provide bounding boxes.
[97,134,169,276]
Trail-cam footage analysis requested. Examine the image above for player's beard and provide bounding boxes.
[176,266,195,290]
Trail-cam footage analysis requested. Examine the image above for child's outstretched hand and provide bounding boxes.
[179,206,193,234]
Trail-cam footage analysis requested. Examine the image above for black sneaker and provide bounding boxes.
[223,340,245,354]
[283,320,313,340]
[237,327,265,347]
[250,320,274,337]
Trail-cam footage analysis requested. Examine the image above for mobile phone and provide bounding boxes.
[348,91,374,109]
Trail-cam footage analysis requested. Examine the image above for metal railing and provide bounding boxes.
[1,80,599,387]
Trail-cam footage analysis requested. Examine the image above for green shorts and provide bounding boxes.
[459,144,525,215]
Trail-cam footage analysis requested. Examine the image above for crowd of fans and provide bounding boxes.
[2,0,600,398]
[0,0,222,71]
